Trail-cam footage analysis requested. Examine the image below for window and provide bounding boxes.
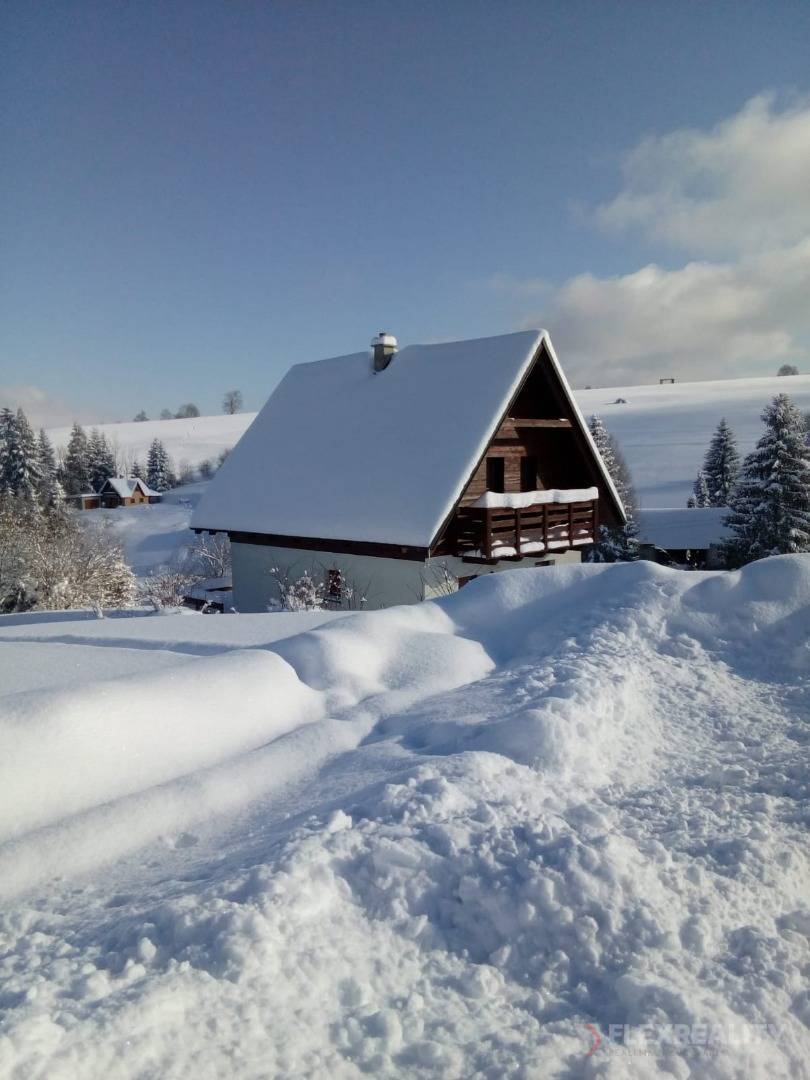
[520,456,538,492]
[326,567,343,604]
[486,456,505,493]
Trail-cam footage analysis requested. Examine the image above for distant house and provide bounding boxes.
[191,329,626,611]
[637,507,730,569]
[97,477,162,509]
[68,477,161,510]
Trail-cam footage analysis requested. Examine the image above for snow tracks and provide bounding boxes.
[0,557,809,1078]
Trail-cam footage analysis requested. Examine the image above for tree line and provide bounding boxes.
[0,408,135,611]
[131,389,243,422]
[0,405,232,501]
[590,393,810,567]
[704,395,810,567]
[0,406,64,505]
[0,405,234,613]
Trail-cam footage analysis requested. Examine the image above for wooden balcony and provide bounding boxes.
[453,497,599,562]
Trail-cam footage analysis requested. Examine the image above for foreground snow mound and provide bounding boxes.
[0,557,809,1078]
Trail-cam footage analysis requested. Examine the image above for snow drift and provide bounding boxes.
[0,557,809,1078]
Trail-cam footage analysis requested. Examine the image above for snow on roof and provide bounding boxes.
[637,507,731,550]
[103,477,160,499]
[191,330,623,548]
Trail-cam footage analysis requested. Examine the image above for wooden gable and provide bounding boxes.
[430,340,624,554]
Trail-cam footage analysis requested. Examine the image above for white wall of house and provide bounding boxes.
[230,540,582,612]
[231,543,431,611]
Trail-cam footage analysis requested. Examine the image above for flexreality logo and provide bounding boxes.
[584,1024,602,1057]
[584,1021,782,1057]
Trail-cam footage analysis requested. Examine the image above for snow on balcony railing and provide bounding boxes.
[464,530,594,559]
[455,491,599,561]
[473,486,599,510]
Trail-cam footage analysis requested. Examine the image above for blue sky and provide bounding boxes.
[2,1,810,424]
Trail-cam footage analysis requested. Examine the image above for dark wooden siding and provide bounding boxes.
[432,341,623,554]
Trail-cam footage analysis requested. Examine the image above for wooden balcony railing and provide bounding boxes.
[453,498,599,562]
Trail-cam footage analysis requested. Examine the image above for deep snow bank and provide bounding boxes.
[0,557,809,1078]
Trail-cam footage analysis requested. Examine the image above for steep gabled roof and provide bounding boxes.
[191,330,624,549]
[101,477,160,499]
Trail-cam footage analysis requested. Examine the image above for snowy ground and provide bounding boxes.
[48,370,810,515]
[77,483,209,578]
[1,557,808,1077]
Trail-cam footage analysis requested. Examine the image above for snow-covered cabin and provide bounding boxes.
[637,507,730,569]
[191,330,625,610]
[98,477,161,508]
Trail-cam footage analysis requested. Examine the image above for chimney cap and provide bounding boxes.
[370,331,397,349]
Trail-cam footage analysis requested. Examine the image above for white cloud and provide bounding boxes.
[534,239,810,386]
[501,94,810,385]
[596,93,810,257]
[0,385,92,429]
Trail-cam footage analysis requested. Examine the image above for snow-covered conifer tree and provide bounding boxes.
[63,423,91,495]
[146,438,172,492]
[0,407,15,493]
[37,429,63,506]
[723,394,810,566]
[0,409,42,499]
[14,409,41,499]
[691,470,711,508]
[587,414,639,561]
[702,419,739,507]
[88,429,116,491]
[588,414,616,471]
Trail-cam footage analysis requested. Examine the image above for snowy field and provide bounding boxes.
[48,370,810,514]
[577,373,810,508]
[1,557,809,1077]
[71,483,209,579]
[46,414,248,474]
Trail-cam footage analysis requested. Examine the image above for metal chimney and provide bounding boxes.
[371,331,397,372]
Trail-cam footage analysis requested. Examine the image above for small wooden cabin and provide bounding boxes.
[637,507,730,569]
[191,329,625,611]
[98,477,161,508]
[70,493,101,511]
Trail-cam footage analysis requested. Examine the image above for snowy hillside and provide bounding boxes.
[47,372,810,512]
[47,413,252,473]
[578,373,810,507]
[1,557,808,1076]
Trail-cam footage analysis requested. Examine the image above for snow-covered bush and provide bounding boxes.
[137,536,232,611]
[266,563,374,611]
[0,495,135,611]
[139,566,200,610]
[188,532,231,578]
[267,567,326,612]
[421,560,459,598]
